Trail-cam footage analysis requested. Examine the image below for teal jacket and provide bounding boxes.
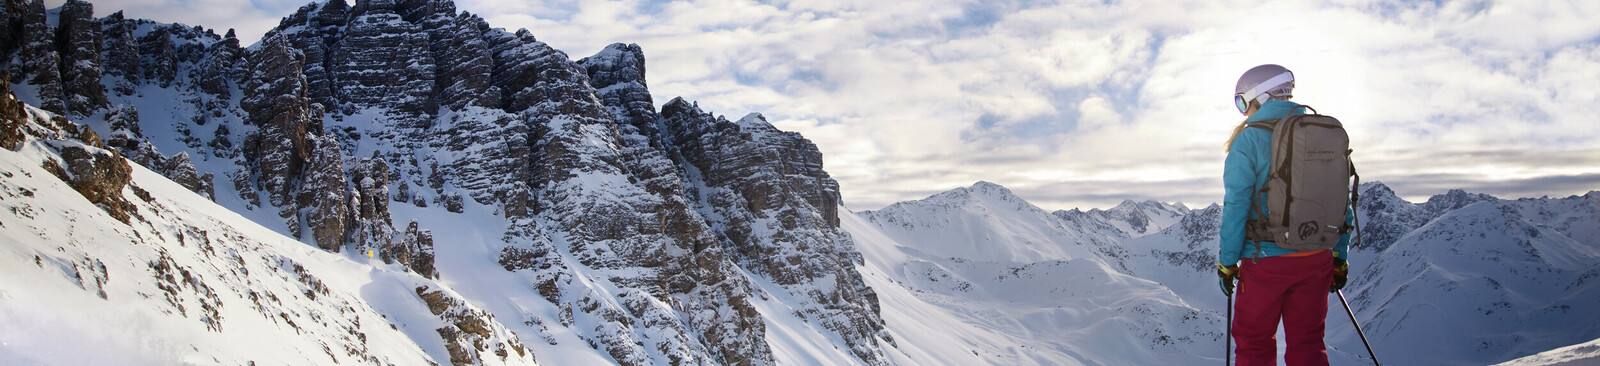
[1219,100,1352,265]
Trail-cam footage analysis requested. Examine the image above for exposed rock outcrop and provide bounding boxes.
[349,157,393,239]
[267,0,347,111]
[300,133,349,251]
[100,11,140,96]
[241,34,356,251]
[102,106,216,200]
[416,285,531,365]
[660,99,888,364]
[50,143,134,223]
[331,0,435,123]
[1,77,32,150]
[387,220,437,279]
[56,0,107,117]
[15,0,64,113]
[578,43,655,135]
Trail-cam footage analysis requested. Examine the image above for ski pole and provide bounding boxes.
[1337,290,1379,365]
[1226,290,1233,366]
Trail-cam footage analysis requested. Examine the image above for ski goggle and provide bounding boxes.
[1234,71,1295,115]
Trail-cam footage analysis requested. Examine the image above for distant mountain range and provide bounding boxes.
[1,0,1596,365]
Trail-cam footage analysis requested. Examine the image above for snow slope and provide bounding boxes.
[862,181,1126,265]
[1494,337,1600,366]
[1346,196,1600,365]
[0,140,532,365]
[853,182,1224,365]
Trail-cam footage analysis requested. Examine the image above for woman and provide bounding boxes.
[1217,64,1352,366]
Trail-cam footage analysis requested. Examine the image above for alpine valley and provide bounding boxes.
[0,1,1596,365]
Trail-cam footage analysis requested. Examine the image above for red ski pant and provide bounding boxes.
[1233,250,1334,366]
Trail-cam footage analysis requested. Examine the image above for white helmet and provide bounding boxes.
[1234,64,1294,115]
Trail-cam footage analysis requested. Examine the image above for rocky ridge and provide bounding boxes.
[1,0,886,364]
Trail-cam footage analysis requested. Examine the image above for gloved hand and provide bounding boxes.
[1331,258,1349,292]
[1218,262,1239,296]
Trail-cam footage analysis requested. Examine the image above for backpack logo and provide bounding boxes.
[1298,221,1320,240]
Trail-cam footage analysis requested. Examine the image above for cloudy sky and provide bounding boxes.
[77,0,1600,211]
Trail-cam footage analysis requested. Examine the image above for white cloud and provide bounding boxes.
[72,0,1600,210]
[49,0,283,44]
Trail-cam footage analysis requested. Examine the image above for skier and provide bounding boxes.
[1217,64,1355,366]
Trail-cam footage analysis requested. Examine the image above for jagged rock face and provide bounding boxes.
[268,0,348,110]
[1,81,32,150]
[100,11,140,96]
[0,80,133,223]
[578,43,656,135]
[136,25,177,88]
[431,13,498,110]
[56,0,107,117]
[240,34,353,252]
[350,156,392,223]
[3,1,897,364]
[242,35,319,209]
[486,29,597,116]
[300,133,349,251]
[388,220,437,278]
[1054,208,1131,238]
[0,82,91,148]
[434,109,530,206]
[195,29,242,99]
[331,0,435,122]
[659,99,887,364]
[498,40,776,363]
[401,0,499,110]
[16,0,64,113]
[1175,204,1223,249]
[1101,200,1153,234]
[163,152,215,200]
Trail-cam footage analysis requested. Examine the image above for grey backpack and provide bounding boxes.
[1245,105,1360,252]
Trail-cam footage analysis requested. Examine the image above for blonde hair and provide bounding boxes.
[1223,97,1290,152]
[1223,119,1250,152]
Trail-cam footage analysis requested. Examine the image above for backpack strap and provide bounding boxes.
[1244,104,1315,131]
[1345,151,1361,238]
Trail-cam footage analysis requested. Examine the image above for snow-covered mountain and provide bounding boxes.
[855,182,1222,365]
[1,0,1596,365]
[855,180,1600,366]
[3,0,885,364]
[1346,187,1600,365]
[1054,198,1190,239]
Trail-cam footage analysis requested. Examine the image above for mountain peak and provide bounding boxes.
[1423,188,1498,214]
[956,181,1024,202]
[736,112,770,128]
[579,42,647,90]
